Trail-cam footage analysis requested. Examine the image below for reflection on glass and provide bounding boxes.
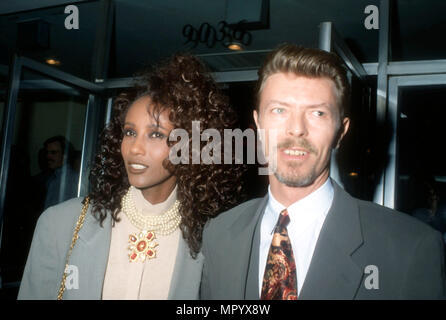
[0,1,100,79]
[392,0,446,61]
[0,70,88,290]
[396,86,446,239]
[37,135,80,210]
[222,81,268,199]
[0,87,5,136]
[336,75,381,202]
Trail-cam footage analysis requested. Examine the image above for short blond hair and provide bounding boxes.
[256,44,350,118]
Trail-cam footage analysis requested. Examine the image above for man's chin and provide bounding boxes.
[274,171,315,188]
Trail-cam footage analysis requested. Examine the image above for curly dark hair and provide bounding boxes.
[88,54,246,257]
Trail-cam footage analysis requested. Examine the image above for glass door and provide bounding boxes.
[0,56,105,298]
[386,74,446,219]
[381,73,446,246]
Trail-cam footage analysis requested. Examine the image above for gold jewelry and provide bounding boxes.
[121,186,181,262]
[128,230,158,262]
[58,196,90,300]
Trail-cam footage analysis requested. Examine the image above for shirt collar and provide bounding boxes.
[266,178,334,227]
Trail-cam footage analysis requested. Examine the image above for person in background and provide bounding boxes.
[409,173,446,246]
[42,136,78,209]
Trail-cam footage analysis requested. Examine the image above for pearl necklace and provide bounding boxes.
[121,187,181,262]
[121,186,181,235]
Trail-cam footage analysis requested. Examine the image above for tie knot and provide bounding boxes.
[277,209,290,228]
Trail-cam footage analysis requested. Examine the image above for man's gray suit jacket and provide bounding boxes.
[200,181,446,299]
[18,197,203,300]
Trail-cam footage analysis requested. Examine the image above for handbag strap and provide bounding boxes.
[57,196,90,300]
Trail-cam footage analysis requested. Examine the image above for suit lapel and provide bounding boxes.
[168,235,203,299]
[228,195,268,299]
[245,213,263,299]
[64,207,112,299]
[299,181,364,299]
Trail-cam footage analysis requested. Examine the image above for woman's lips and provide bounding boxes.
[127,162,148,173]
[130,163,147,169]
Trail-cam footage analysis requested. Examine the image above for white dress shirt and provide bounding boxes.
[259,178,334,296]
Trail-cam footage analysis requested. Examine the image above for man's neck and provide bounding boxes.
[269,173,330,207]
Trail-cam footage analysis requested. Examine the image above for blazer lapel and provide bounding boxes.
[64,208,112,299]
[299,181,364,299]
[245,213,263,299]
[228,195,268,299]
[168,235,203,300]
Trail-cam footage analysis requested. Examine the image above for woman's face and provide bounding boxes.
[121,95,176,195]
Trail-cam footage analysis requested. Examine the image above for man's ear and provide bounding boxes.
[253,109,260,129]
[335,117,350,149]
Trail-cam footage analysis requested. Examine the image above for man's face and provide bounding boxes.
[46,141,64,170]
[254,72,349,188]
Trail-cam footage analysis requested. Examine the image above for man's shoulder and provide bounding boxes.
[354,196,439,238]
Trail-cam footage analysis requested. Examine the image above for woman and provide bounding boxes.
[18,54,245,299]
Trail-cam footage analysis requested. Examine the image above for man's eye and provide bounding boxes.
[312,110,325,117]
[272,108,285,114]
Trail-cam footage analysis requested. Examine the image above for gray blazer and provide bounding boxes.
[200,181,446,299]
[18,197,203,300]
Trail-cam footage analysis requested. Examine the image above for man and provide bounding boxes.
[200,44,446,299]
[46,137,67,170]
[34,136,78,210]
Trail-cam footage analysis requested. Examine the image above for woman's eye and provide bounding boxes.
[150,131,165,139]
[123,129,135,137]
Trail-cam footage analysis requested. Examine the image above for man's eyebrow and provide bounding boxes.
[264,100,332,108]
[264,100,293,107]
[307,103,332,108]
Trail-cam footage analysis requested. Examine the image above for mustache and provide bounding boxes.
[277,138,317,154]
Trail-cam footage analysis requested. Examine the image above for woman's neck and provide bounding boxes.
[140,175,177,204]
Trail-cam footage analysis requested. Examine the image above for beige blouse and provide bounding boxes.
[102,186,180,299]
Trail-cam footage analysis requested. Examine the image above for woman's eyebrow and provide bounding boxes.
[147,123,167,130]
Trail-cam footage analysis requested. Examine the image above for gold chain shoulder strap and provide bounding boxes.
[57,196,90,300]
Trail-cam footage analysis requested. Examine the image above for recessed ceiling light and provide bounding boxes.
[227,42,243,51]
[46,58,60,66]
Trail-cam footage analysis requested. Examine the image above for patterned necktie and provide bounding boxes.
[261,208,298,300]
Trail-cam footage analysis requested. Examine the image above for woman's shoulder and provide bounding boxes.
[37,197,87,232]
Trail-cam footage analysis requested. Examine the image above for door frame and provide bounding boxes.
[384,73,446,209]
[0,55,104,232]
